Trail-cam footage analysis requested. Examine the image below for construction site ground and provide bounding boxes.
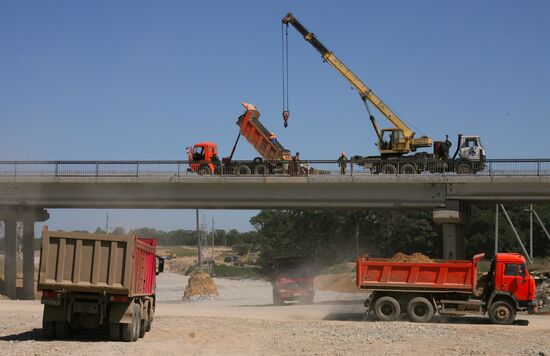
[0,271,549,355]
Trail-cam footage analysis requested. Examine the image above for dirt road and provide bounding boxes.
[1,272,549,355]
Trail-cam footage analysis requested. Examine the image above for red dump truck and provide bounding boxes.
[272,256,314,305]
[187,102,293,175]
[356,253,536,324]
[38,228,164,341]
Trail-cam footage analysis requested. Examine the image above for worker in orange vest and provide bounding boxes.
[338,152,348,175]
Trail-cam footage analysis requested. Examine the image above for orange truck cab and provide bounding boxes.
[187,141,219,175]
[356,252,536,324]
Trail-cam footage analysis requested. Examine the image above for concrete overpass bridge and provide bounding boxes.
[1,159,549,300]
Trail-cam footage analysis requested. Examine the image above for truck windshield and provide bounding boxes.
[279,267,311,279]
[193,146,205,160]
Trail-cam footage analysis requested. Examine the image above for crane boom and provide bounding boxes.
[282,13,432,155]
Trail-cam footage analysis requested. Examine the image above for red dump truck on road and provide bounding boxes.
[187,102,293,175]
[356,253,536,324]
[272,256,314,305]
[38,229,164,341]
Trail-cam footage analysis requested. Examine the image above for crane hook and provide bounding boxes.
[283,110,289,128]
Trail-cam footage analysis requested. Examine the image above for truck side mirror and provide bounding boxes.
[156,256,165,275]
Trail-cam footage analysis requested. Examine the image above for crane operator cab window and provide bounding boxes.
[193,146,205,161]
[381,130,403,150]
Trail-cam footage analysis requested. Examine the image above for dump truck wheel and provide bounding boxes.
[144,320,152,332]
[109,323,121,341]
[254,164,267,175]
[42,320,55,339]
[380,164,398,175]
[489,300,516,325]
[236,165,252,175]
[198,166,211,175]
[456,163,472,175]
[54,322,70,339]
[407,297,434,323]
[374,296,401,321]
[400,164,417,174]
[139,319,146,338]
[122,304,140,342]
[132,304,141,341]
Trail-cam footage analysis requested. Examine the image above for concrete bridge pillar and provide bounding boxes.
[0,207,49,300]
[433,201,469,260]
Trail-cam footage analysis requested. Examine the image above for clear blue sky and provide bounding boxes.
[1,1,549,233]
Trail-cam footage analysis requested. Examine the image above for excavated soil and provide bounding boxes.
[388,252,434,263]
[183,271,219,299]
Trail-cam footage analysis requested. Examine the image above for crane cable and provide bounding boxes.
[282,23,290,127]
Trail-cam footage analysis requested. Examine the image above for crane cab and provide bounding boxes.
[377,128,432,156]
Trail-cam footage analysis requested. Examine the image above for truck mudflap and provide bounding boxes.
[109,300,134,324]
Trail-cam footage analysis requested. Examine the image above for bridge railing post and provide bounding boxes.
[54,162,59,177]
[95,162,99,177]
[488,160,493,176]
[350,161,354,177]
[136,162,140,177]
[14,162,18,177]
[537,159,541,176]
[177,162,181,177]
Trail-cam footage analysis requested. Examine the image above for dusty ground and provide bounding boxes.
[0,272,549,355]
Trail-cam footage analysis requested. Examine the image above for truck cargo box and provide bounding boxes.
[356,253,485,293]
[38,230,157,297]
[237,103,292,161]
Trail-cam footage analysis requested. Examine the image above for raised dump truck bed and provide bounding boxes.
[38,229,163,342]
[237,103,292,161]
[356,254,484,293]
[38,230,157,296]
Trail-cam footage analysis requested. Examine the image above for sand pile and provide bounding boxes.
[388,252,434,263]
[535,273,550,314]
[183,271,219,300]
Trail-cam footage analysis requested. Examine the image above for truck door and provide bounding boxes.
[499,263,530,302]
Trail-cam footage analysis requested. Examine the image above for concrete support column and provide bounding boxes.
[22,221,35,300]
[3,220,17,300]
[433,201,469,260]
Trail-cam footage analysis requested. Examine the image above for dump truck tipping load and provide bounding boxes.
[356,253,536,324]
[38,229,164,342]
[237,103,291,161]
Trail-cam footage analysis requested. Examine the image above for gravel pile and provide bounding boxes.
[535,273,550,313]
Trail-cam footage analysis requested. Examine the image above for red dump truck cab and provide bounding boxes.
[356,253,536,324]
[272,257,314,305]
[38,229,164,342]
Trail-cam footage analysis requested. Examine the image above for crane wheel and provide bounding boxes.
[406,297,434,322]
[373,296,401,321]
[456,163,472,175]
[198,166,211,175]
[380,164,398,175]
[236,165,252,175]
[400,164,417,174]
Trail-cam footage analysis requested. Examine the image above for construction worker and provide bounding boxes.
[338,152,348,175]
[291,152,300,175]
[269,132,278,145]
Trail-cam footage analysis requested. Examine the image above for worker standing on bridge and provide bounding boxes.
[291,152,300,175]
[338,152,348,175]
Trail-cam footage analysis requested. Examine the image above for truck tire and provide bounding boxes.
[374,296,401,321]
[406,297,435,323]
[144,320,152,332]
[489,300,516,325]
[400,164,417,174]
[236,165,251,175]
[139,319,146,338]
[198,166,211,175]
[380,164,398,175]
[54,321,70,339]
[43,320,55,339]
[122,304,140,342]
[456,163,472,175]
[254,164,267,175]
[109,323,121,341]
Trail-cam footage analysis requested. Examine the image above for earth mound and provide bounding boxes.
[183,271,219,299]
[388,252,434,263]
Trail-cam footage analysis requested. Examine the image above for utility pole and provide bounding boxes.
[529,204,533,259]
[105,212,110,234]
[196,209,202,271]
[211,218,215,275]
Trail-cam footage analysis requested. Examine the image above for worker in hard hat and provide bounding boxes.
[269,132,278,145]
[338,152,348,175]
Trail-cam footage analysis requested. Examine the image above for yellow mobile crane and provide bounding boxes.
[282,13,485,174]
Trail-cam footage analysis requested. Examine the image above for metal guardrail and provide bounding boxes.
[0,159,549,177]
